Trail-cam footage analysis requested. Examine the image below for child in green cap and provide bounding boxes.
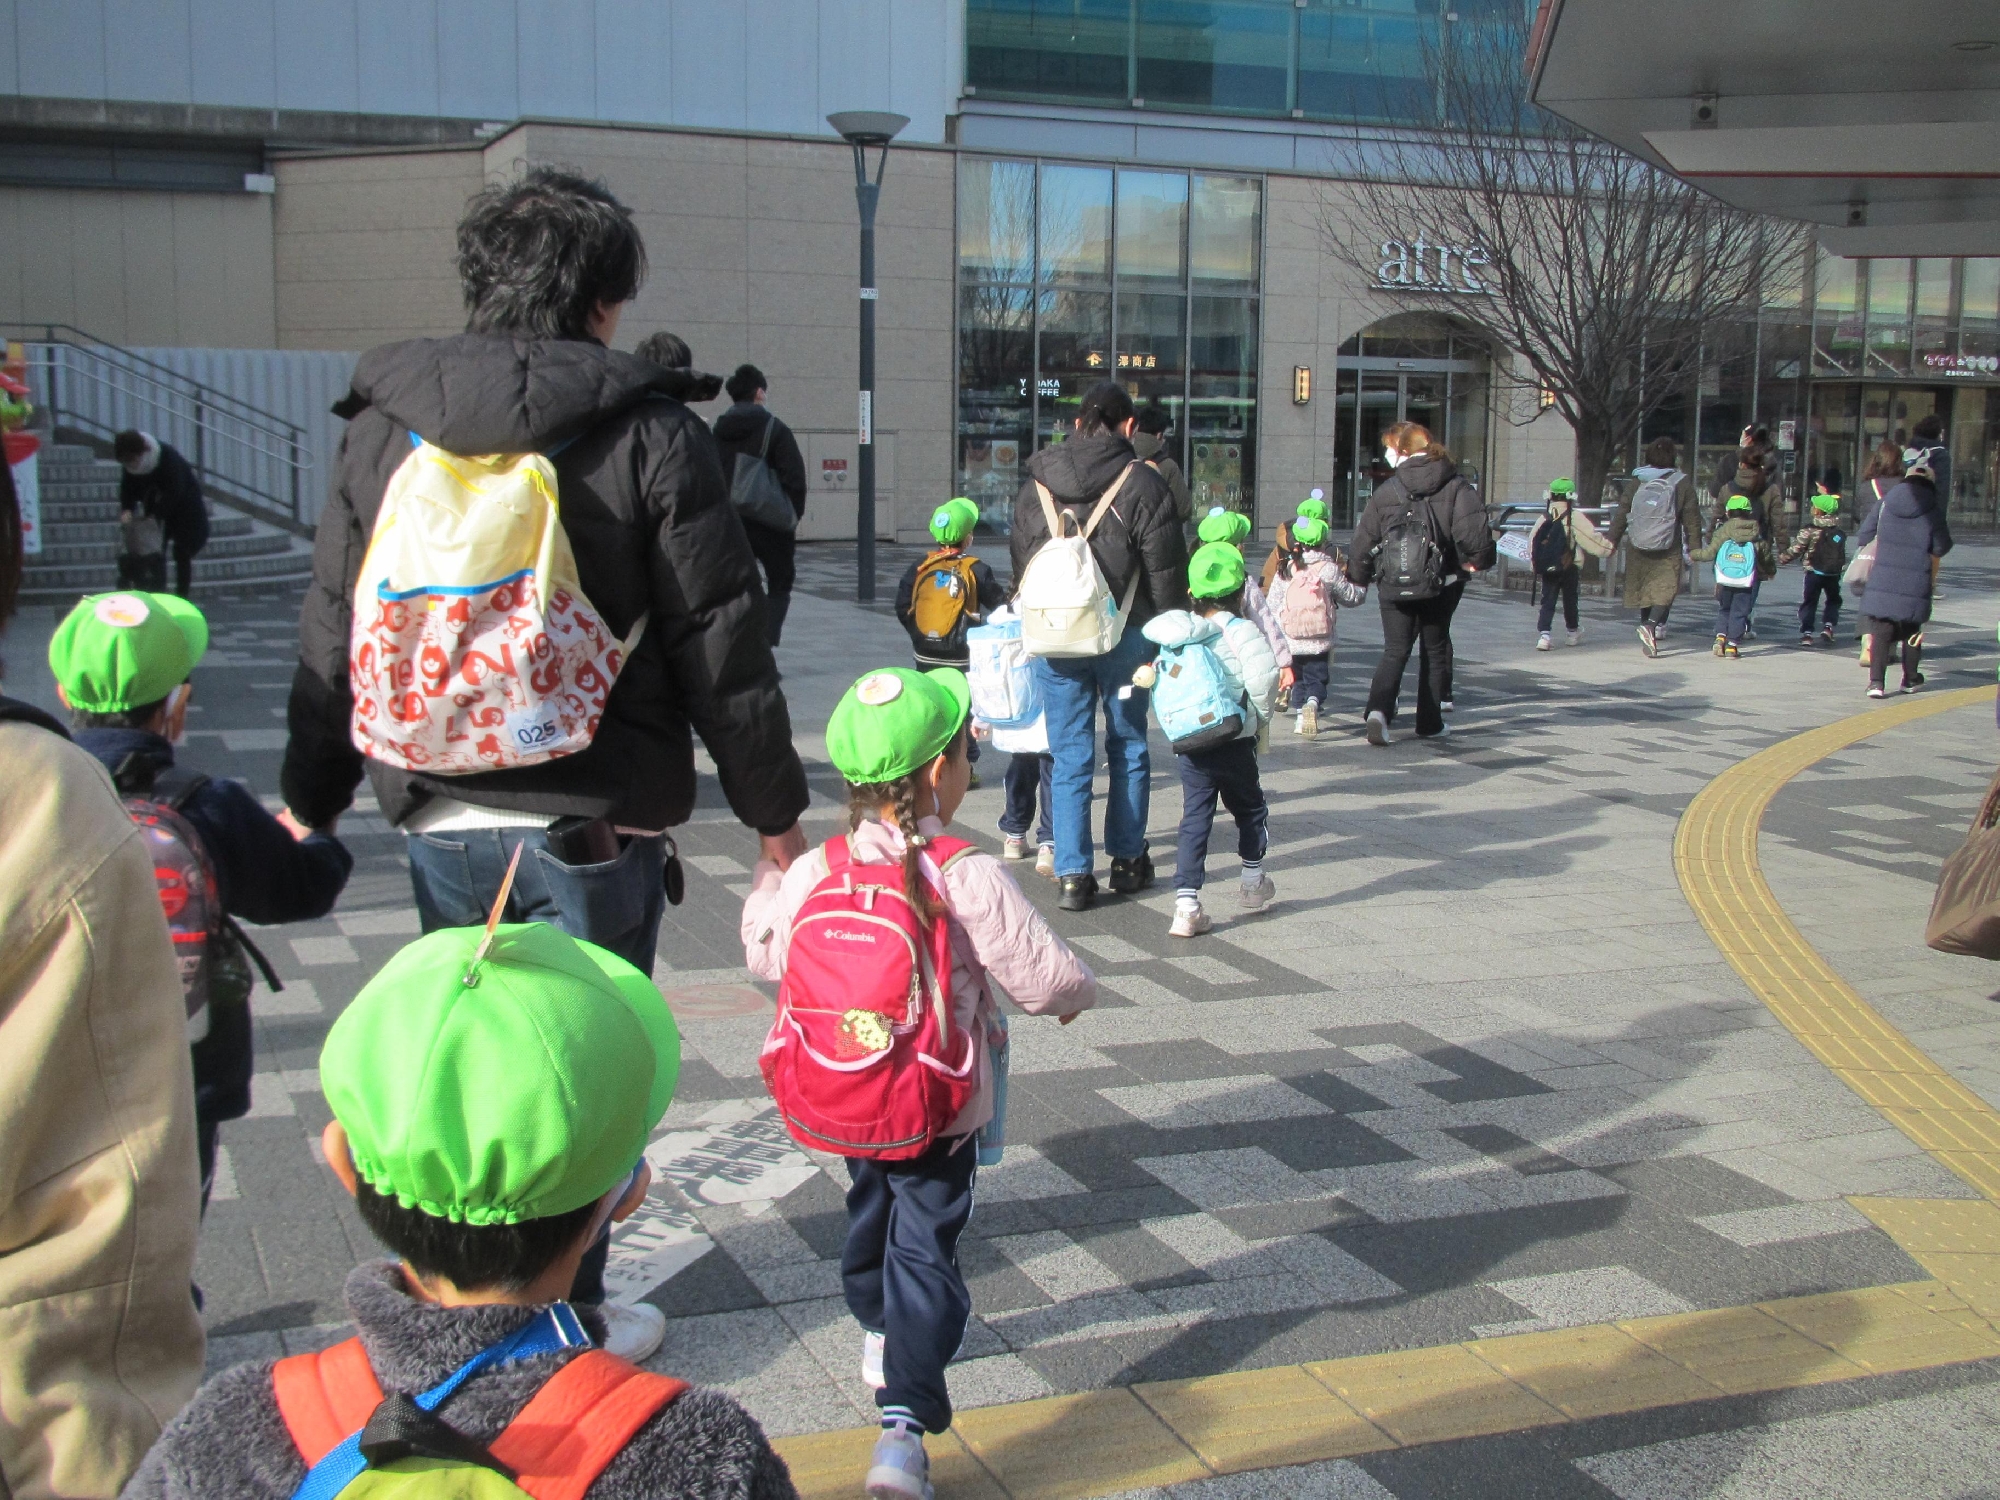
[1779,484,1848,646]
[1527,478,1611,651]
[1694,494,1763,658]
[744,667,1094,1500]
[126,921,797,1499]
[895,498,1000,672]
[1197,505,1294,707]
[1266,514,1365,740]
[49,590,352,1214]
[1137,544,1281,938]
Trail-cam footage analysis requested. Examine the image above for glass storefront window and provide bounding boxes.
[966,0,1129,103]
[1136,0,1292,113]
[1188,295,1258,513]
[1116,291,1188,420]
[1039,165,1114,284]
[1298,2,1428,125]
[1865,258,1912,376]
[1913,258,1956,370]
[1036,287,1113,443]
[1963,259,2000,361]
[956,283,1035,523]
[1814,253,1861,376]
[958,158,1035,285]
[1191,174,1261,288]
[1115,170,1188,285]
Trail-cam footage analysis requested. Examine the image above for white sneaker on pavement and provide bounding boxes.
[595,1302,666,1363]
[1365,710,1389,745]
[1170,900,1212,938]
[1034,843,1055,879]
[1567,627,1582,647]
[1001,835,1028,861]
[1298,699,1318,738]
[1536,632,1552,651]
[1441,699,1454,714]
[867,1425,933,1500]
[861,1330,885,1390]
[1238,875,1276,911]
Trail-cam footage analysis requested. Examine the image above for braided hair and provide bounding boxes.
[843,724,967,923]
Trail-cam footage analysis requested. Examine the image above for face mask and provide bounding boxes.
[1383,448,1401,466]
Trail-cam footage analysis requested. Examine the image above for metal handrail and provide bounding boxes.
[8,325,311,531]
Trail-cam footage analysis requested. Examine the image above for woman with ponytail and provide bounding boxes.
[742,666,1094,1500]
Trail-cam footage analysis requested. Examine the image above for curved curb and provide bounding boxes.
[1673,685,2000,1201]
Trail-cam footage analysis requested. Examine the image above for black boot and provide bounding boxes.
[1109,851,1154,895]
[1058,873,1097,911]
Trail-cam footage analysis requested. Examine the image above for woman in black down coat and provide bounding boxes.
[1856,453,1952,698]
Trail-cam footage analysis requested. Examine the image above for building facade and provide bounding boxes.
[6,2,1990,539]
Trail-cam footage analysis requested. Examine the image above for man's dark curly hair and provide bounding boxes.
[456,167,647,340]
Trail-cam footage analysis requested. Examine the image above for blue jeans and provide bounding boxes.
[1032,628,1156,879]
[999,752,1053,844]
[1174,737,1268,893]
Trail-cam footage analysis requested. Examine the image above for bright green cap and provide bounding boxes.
[1293,516,1330,549]
[929,497,979,546]
[1189,541,1247,600]
[1296,498,1331,524]
[321,923,680,1226]
[49,591,209,713]
[1812,492,1840,513]
[1197,507,1251,545]
[1726,494,1754,513]
[1548,477,1576,497]
[825,667,970,785]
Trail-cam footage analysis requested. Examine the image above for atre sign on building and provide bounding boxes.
[1376,236,1492,296]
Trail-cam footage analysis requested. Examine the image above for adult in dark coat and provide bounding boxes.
[115,431,208,597]
[1347,421,1495,742]
[1856,459,1952,696]
[1010,381,1190,910]
[711,364,808,647]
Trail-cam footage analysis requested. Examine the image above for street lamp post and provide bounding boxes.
[827,110,908,604]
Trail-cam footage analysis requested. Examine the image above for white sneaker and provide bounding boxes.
[595,1302,666,1363]
[1364,710,1389,746]
[1567,627,1582,647]
[1169,901,1211,938]
[867,1425,933,1500]
[861,1330,885,1389]
[1298,699,1318,738]
[1440,699,1454,714]
[1034,843,1055,880]
[1238,875,1277,911]
[1536,632,1552,651]
[1001,835,1028,861]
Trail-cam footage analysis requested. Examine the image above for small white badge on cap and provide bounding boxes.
[94,594,151,628]
[855,672,903,706]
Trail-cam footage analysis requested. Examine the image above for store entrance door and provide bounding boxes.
[1335,367,1485,523]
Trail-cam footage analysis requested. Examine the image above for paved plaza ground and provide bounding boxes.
[13,544,2000,1498]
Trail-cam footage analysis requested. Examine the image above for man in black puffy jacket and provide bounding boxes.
[1009,382,1189,911]
[1348,424,1495,743]
[712,364,808,646]
[279,171,810,1351]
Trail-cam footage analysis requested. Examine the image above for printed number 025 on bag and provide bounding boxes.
[350,440,643,773]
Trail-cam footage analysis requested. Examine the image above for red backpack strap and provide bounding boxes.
[271,1338,385,1466]
[822,835,853,875]
[489,1350,689,1500]
[927,834,978,874]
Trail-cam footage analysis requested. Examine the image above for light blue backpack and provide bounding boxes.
[1153,638,1244,754]
[1714,537,1758,588]
[966,611,1040,729]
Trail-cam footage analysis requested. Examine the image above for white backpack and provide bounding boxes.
[1626,469,1684,551]
[1017,464,1139,658]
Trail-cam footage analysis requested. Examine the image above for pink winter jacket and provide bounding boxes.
[741,815,1097,1138]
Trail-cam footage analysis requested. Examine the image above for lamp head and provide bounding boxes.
[827,111,909,146]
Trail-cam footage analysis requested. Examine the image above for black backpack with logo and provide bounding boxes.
[1371,492,1447,603]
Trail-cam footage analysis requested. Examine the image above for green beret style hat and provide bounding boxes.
[1726,494,1754,513]
[1189,541,1248,600]
[1292,516,1330,549]
[825,667,971,785]
[1296,498,1331,524]
[1548,477,1576,497]
[320,923,680,1225]
[929,497,979,546]
[49,591,209,713]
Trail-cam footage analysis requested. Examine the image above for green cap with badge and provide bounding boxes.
[320,923,680,1225]
[1296,498,1331,524]
[1189,541,1247,600]
[1293,516,1330,550]
[825,667,971,785]
[48,591,209,714]
[1197,507,1251,546]
[929,497,980,546]
[1548,477,1576,497]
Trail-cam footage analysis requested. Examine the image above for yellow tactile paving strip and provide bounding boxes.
[769,690,2000,1499]
[1673,686,2000,1202]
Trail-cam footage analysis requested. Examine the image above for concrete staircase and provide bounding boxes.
[22,443,315,603]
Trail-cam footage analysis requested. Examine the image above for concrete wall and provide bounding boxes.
[3,0,959,144]
[0,183,276,345]
[273,148,482,349]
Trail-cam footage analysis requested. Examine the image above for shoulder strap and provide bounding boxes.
[928,834,977,872]
[488,1350,688,1500]
[1035,482,1067,540]
[1079,461,1139,541]
[824,836,853,875]
[273,1338,386,1467]
[757,414,777,462]
[155,768,213,812]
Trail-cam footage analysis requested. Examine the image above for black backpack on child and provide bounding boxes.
[1532,509,1575,575]
[1806,522,1847,576]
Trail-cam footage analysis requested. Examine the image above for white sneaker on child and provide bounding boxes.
[867,1425,933,1500]
[1297,699,1318,738]
[1238,875,1277,912]
[1034,844,1055,880]
[1001,835,1028,861]
[861,1330,885,1389]
[1170,900,1211,938]
[595,1302,666,1363]
[1567,627,1583,647]
[1536,632,1552,651]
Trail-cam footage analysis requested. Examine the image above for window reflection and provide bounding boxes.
[959,159,1036,285]
[1866,258,1911,375]
[967,0,1128,101]
[1039,165,1114,284]
[1115,170,1188,285]
[1136,0,1292,113]
[1191,174,1261,287]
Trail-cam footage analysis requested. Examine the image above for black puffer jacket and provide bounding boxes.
[1348,452,1494,586]
[1008,433,1190,630]
[280,334,810,835]
[712,403,808,523]
[120,441,209,550]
